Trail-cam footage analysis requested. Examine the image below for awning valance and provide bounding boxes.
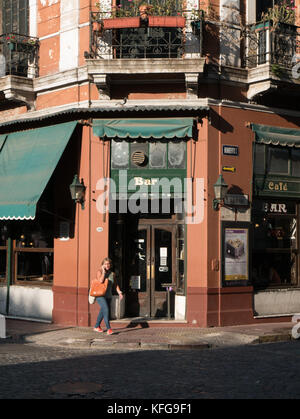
[252,123,300,147]
[93,118,195,139]
[0,121,77,220]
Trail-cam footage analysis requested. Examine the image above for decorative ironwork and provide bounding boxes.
[0,33,39,78]
[97,27,184,59]
[245,22,299,70]
[89,10,203,60]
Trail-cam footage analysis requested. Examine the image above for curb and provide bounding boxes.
[3,330,297,350]
[256,333,292,344]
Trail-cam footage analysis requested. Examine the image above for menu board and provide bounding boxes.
[222,223,250,287]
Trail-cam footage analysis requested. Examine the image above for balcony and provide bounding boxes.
[0,33,39,110]
[86,10,205,99]
[245,21,300,99]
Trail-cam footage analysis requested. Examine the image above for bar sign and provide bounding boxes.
[223,145,239,156]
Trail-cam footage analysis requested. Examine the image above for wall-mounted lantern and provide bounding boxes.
[213,174,228,211]
[70,174,86,210]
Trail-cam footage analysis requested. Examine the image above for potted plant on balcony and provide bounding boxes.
[139,0,186,28]
[260,0,297,29]
[95,2,141,30]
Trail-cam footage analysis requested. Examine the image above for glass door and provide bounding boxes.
[151,225,175,317]
[126,222,176,318]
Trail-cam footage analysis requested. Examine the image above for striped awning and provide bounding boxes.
[93,118,195,139]
[252,123,300,147]
[0,121,77,220]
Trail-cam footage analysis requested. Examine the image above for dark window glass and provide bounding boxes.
[252,200,298,288]
[256,0,291,22]
[149,142,166,169]
[254,144,265,174]
[256,0,273,21]
[111,140,129,169]
[291,149,300,177]
[2,0,29,34]
[268,147,289,174]
[168,142,186,169]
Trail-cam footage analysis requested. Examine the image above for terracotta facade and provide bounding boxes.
[0,0,300,327]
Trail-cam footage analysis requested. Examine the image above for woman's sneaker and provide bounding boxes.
[93,327,103,333]
[107,329,114,335]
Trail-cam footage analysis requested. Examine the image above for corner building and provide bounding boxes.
[0,0,300,327]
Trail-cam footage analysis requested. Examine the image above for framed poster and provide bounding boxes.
[221,222,251,287]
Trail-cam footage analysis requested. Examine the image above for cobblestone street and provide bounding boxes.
[0,340,299,400]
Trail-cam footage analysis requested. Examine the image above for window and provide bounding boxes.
[1,0,29,35]
[254,144,265,174]
[291,150,300,177]
[255,0,294,21]
[14,218,54,284]
[252,200,299,288]
[111,140,186,170]
[254,144,300,177]
[0,1,34,78]
[168,142,186,169]
[268,148,289,175]
[111,141,129,169]
[149,142,166,169]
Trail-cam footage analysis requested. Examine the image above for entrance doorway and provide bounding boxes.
[110,208,185,319]
[128,222,176,318]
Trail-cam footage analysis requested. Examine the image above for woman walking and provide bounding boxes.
[94,257,123,335]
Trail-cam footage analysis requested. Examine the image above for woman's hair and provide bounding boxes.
[101,257,112,266]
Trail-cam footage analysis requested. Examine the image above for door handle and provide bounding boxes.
[147,264,155,279]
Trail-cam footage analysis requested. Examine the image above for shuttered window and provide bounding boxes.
[2,0,29,34]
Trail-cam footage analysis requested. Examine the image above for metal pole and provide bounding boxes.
[167,287,170,320]
[6,237,12,315]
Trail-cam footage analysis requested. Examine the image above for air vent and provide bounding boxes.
[131,150,146,166]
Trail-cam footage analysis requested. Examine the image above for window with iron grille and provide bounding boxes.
[1,0,29,35]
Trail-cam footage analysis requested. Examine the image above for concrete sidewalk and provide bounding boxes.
[1,317,299,350]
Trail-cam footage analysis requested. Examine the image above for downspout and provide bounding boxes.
[218,104,222,327]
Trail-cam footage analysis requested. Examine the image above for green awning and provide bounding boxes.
[252,123,300,147]
[0,121,77,220]
[93,118,194,139]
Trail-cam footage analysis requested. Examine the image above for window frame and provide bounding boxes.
[254,143,300,178]
[252,199,300,289]
[111,139,187,170]
[2,0,29,35]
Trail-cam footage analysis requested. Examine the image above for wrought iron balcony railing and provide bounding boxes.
[91,27,186,59]
[88,11,203,60]
[0,33,39,78]
[245,21,299,70]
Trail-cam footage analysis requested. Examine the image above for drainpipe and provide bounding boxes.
[6,237,12,315]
